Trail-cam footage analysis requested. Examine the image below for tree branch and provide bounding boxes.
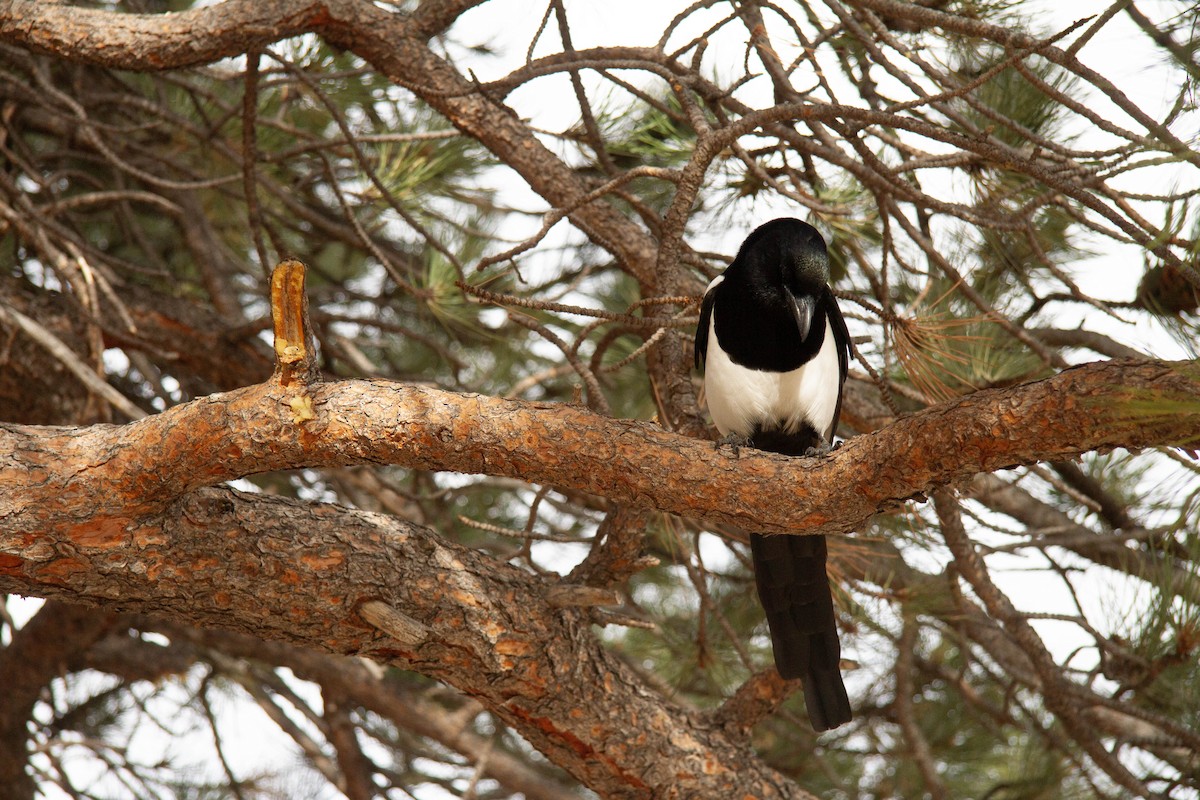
[1,357,1195,538]
[0,485,818,799]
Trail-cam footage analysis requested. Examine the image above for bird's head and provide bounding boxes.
[733,218,830,340]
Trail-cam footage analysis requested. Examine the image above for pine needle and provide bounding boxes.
[888,311,990,402]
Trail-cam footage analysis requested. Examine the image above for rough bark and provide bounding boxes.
[0,485,819,799]
[1,358,1195,538]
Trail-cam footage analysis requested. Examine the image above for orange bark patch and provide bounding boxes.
[40,557,89,581]
[188,557,221,573]
[0,553,24,572]
[505,705,651,790]
[495,638,532,657]
[449,588,481,607]
[69,517,130,549]
[507,705,596,759]
[131,525,166,547]
[479,618,503,640]
[300,551,345,570]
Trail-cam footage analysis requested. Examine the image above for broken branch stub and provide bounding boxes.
[270,259,320,388]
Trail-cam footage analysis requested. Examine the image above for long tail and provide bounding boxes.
[750,532,851,731]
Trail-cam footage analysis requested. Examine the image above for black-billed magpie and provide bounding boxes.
[694,217,852,731]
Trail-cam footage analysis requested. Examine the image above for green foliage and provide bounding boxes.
[594,93,697,171]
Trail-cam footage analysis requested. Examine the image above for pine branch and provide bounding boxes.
[2,356,1194,537]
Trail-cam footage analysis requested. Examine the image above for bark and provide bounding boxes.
[0,486,818,799]
[1,358,1195,538]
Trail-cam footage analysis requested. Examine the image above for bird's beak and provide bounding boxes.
[785,288,816,340]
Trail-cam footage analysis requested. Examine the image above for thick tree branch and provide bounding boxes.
[0,486,818,799]
[0,358,1195,538]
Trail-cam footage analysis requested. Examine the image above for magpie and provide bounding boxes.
[694,217,853,731]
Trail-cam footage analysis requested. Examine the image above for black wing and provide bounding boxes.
[822,286,852,443]
[694,285,717,370]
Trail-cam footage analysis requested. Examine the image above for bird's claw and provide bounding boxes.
[716,433,751,456]
[803,438,834,458]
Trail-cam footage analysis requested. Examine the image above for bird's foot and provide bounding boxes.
[803,438,833,458]
[716,432,752,456]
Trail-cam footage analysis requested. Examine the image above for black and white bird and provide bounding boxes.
[694,217,853,731]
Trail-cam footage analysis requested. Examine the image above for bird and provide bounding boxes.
[694,217,853,731]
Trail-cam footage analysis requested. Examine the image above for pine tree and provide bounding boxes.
[0,1,1197,798]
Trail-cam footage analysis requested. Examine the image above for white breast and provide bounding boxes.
[703,313,841,441]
